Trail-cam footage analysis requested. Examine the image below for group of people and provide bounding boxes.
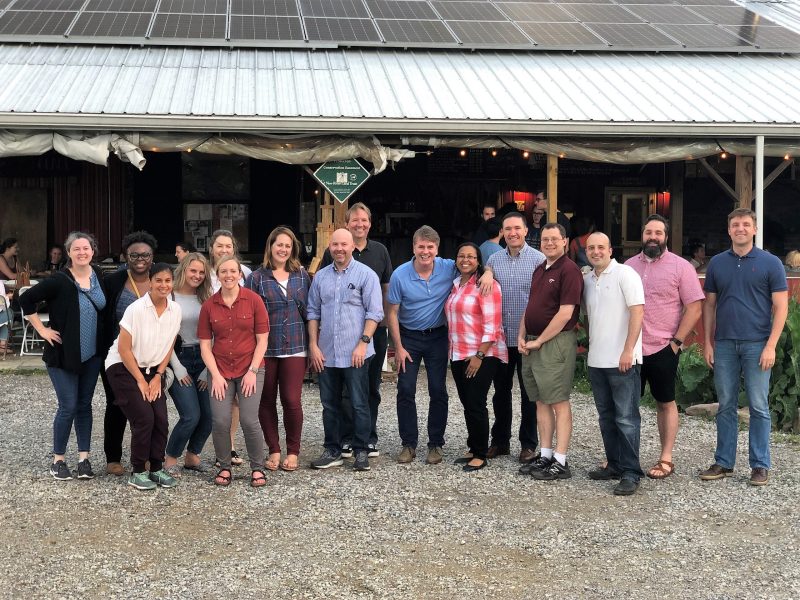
[21,200,787,493]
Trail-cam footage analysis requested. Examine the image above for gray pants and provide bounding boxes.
[211,369,265,470]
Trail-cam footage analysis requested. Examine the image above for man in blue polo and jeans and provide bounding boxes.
[700,208,787,486]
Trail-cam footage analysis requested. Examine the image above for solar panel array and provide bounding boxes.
[0,0,796,52]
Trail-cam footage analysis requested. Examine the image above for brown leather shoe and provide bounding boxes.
[519,448,539,464]
[105,462,125,476]
[486,445,510,459]
[749,467,769,486]
[397,446,416,464]
[699,463,734,480]
[426,446,443,465]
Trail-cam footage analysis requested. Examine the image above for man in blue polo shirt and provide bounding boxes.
[700,208,788,487]
[388,225,458,465]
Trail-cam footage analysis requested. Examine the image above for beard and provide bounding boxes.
[643,240,666,258]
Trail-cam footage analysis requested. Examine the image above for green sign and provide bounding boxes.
[312,159,370,204]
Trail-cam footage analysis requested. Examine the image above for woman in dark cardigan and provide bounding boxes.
[19,232,107,481]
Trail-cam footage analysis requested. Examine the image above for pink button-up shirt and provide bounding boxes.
[625,250,705,356]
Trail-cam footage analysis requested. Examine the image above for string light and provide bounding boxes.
[522,150,530,159]
[559,152,566,159]
[720,151,728,159]
[785,153,791,161]
[459,149,467,157]
[490,149,498,157]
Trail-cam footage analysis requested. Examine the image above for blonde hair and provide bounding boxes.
[174,252,212,303]
[215,254,242,275]
[785,250,800,269]
[262,226,302,272]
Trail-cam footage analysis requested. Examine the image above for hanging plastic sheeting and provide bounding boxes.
[136,133,414,174]
[0,130,147,169]
[403,137,800,164]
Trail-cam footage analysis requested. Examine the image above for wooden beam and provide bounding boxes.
[735,155,753,209]
[547,154,558,223]
[668,161,684,255]
[698,158,738,204]
[333,198,349,229]
[764,158,794,189]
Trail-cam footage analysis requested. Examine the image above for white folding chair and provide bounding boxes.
[18,285,48,356]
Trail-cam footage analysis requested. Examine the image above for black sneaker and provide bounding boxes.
[519,455,552,475]
[531,459,572,480]
[353,450,370,471]
[310,449,344,470]
[340,444,353,459]
[76,459,95,480]
[588,465,622,480]
[367,444,379,458]
[50,460,72,481]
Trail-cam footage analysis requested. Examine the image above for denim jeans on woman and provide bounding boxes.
[166,345,212,459]
[712,339,772,470]
[48,356,103,455]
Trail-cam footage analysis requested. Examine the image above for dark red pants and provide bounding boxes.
[106,363,168,474]
[260,356,306,456]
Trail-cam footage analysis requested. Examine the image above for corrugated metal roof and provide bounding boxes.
[737,0,800,34]
[0,44,799,136]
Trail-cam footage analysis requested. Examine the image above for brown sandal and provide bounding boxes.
[647,460,675,479]
[214,468,232,486]
[250,469,267,488]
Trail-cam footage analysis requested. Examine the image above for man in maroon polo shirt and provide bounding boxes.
[517,223,584,480]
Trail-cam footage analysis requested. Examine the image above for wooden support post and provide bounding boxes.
[735,155,753,209]
[333,198,349,230]
[547,154,558,223]
[668,161,684,255]
[310,190,334,274]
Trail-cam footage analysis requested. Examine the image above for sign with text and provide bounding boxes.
[312,159,370,204]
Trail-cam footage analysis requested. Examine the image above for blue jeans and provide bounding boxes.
[396,326,449,448]
[319,361,371,453]
[166,345,212,459]
[47,356,103,455]
[588,365,644,483]
[712,339,772,470]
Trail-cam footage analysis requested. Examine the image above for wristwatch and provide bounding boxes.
[475,351,486,360]
[670,337,683,347]
[248,366,258,374]
[360,335,371,343]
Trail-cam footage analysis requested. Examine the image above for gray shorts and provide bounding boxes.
[520,329,577,405]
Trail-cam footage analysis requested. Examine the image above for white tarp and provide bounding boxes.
[0,130,147,169]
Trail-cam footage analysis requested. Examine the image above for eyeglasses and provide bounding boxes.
[457,254,479,261]
[128,252,153,261]
[533,211,546,216]
[541,237,564,244]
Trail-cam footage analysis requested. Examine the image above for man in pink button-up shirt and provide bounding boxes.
[626,215,704,480]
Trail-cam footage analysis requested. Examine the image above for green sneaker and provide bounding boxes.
[149,469,179,488]
[128,472,157,491]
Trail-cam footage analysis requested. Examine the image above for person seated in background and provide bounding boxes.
[0,238,19,279]
[36,244,66,276]
[472,203,497,246]
[0,279,11,356]
[689,241,706,272]
[175,242,195,263]
[568,216,595,270]
[784,250,800,273]
[478,218,503,263]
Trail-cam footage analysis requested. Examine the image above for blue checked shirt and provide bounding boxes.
[307,258,384,369]
[486,244,545,346]
[246,267,311,357]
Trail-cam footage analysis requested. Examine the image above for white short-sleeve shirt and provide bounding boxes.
[583,259,645,369]
[105,293,182,372]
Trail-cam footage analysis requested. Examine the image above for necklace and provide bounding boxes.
[127,270,143,299]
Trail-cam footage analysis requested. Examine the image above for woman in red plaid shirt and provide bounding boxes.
[445,242,508,472]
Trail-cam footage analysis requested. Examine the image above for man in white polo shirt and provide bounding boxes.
[583,232,645,496]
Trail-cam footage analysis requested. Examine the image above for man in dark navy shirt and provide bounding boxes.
[700,208,788,487]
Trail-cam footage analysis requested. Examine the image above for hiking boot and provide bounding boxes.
[353,450,371,472]
[50,460,72,481]
[613,479,639,496]
[397,446,416,464]
[105,462,125,476]
[426,446,444,465]
[520,455,552,475]
[588,465,622,480]
[367,444,379,458]
[149,469,179,488]
[310,449,343,470]
[486,445,510,459]
[340,444,353,459]
[530,459,572,480]
[699,463,734,481]
[749,468,769,486]
[76,459,95,480]
[128,472,157,491]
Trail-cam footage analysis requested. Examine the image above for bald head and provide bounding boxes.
[329,228,355,267]
[586,232,613,272]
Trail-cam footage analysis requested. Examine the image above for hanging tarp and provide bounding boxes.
[0,130,147,169]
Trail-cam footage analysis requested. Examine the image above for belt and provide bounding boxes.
[402,325,446,335]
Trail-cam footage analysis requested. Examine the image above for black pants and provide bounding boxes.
[451,357,500,460]
[490,347,538,450]
[101,368,128,463]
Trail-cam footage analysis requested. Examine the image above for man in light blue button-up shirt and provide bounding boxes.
[307,229,383,471]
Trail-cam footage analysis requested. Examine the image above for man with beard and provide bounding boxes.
[625,215,704,480]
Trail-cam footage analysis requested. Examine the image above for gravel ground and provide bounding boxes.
[0,371,799,600]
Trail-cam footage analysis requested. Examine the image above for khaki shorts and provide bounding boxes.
[520,329,577,405]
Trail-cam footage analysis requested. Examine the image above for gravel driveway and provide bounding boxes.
[0,372,798,600]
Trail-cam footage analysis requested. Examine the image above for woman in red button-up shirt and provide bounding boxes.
[198,256,269,488]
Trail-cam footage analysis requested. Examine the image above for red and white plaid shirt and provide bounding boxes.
[444,274,508,362]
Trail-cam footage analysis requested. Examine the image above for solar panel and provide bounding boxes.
[300,0,370,19]
[495,3,574,23]
[231,0,299,16]
[624,5,711,24]
[446,20,530,45]
[678,0,734,5]
[377,18,457,43]
[686,5,769,26]
[725,24,800,48]
[518,21,606,46]
[230,14,304,39]
[654,23,752,46]
[587,22,681,47]
[304,16,380,41]
[365,1,437,21]
[616,0,678,4]
[71,11,153,37]
[85,0,157,10]
[150,13,225,37]
[431,2,506,22]
[10,0,83,9]
[559,4,645,24]
[0,10,76,35]
[551,0,614,4]
[157,0,227,14]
